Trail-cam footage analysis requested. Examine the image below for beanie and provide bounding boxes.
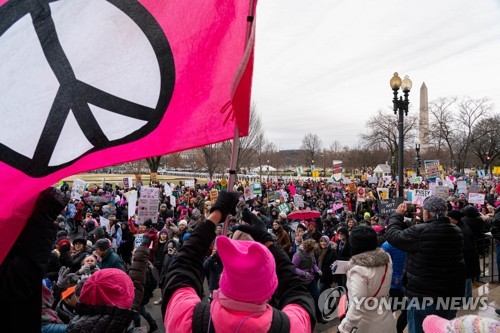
[349,225,378,256]
[79,268,134,309]
[95,238,111,251]
[422,196,447,214]
[448,210,465,222]
[462,205,480,218]
[216,236,278,303]
[363,212,371,219]
[178,220,188,227]
[58,239,71,251]
[159,228,168,236]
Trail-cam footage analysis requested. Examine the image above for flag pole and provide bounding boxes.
[223,0,256,236]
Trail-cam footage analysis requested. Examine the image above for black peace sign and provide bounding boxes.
[0,0,175,177]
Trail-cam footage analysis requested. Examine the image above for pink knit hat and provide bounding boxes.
[216,236,278,304]
[423,314,500,333]
[79,268,134,309]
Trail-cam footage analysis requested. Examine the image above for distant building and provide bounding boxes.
[373,163,391,178]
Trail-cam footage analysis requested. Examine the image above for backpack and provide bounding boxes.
[192,300,290,333]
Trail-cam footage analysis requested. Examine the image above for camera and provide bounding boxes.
[406,204,416,215]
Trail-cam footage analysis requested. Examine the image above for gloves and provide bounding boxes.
[237,208,273,244]
[317,270,323,277]
[56,266,76,289]
[304,272,311,280]
[209,191,240,221]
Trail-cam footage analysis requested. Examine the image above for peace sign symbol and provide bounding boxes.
[0,0,175,177]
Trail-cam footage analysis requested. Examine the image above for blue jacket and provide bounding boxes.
[381,241,406,290]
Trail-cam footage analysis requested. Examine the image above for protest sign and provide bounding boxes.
[137,187,160,225]
[267,191,275,203]
[457,181,467,195]
[293,194,304,208]
[378,197,404,216]
[184,179,195,188]
[331,181,341,188]
[278,203,290,214]
[477,170,486,178]
[368,176,378,184]
[164,183,172,196]
[134,234,144,249]
[424,160,440,179]
[170,195,177,207]
[210,189,219,205]
[124,190,137,218]
[468,193,485,205]
[123,177,132,189]
[100,216,110,233]
[405,189,414,203]
[252,183,262,196]
[413,189,431,205]
[435,186,450,200]
[70,179,86,200]
[377,188,389,200]
[347,183,357,193]
[357,188,366,202]
[244,186,254,201]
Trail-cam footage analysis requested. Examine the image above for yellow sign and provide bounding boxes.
[494,166,500,175]
[220,179,227,187]
[210,189,219,204]
[311,170,319,178]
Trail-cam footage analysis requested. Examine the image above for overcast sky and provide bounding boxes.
[252,0,500,150]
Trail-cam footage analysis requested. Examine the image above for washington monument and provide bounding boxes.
[419,82,430,153]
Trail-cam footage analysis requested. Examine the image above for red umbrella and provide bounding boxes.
[287,210,321,220]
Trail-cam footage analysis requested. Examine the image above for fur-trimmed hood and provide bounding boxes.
[347,248,390,271]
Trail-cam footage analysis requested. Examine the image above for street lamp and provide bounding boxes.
[390,72,412,197]
[311,159,315,177]
[267,159,270,182]
[415,139,421,177]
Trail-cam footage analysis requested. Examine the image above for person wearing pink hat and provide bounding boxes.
[162,191,315,332]
[423,314,500,333]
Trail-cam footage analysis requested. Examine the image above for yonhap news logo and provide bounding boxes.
[319,287,489,320]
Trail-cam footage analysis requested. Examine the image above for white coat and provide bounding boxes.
[338,248,396,333]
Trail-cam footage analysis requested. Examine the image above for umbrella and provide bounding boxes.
[87,195,109,203]
[287,210,321,220]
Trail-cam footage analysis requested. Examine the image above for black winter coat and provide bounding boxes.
[386,214,465,298]
[455,221,481,278]
[317,246,336,284]
[67,303,135,333]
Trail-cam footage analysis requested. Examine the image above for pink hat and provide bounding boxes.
[372,225,384,234]
[423,315,500,333]
[79,268,134,309]
[216,236,278,304]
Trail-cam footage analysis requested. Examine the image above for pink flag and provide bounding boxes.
[0,0,257,263]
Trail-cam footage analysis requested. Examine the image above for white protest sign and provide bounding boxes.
[293,194,304,208]
[343,178,352,184]
[124,190,138,218]
[164,183,172,196]
[71,179,86,200]
[368,176,378,184]
[468,193,485,205]
[457,181,468,195]
[244,186,254,200]
[137,187,160,224]
[123,177,132,189]
[170,194,177,207]
[413,189,431,205]
[134,234,144,249]
[435,186,449,200]
[100,216,110,233]
[185,179,195,188]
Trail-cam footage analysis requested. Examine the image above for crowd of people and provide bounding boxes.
[1,175,500,332]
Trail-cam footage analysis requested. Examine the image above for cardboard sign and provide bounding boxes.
[293,194,304,208]
[457,181,467,195]
[278,203,290,214]
[378,197,404,216]
[124,190,138,218]
[170,195,177,207]
[210,189,219,205]
[357,188,366,202]
[368,176,378,184]
[185,179,195,188]
[468,193,485,205]
[123,177,132,189]
[347,183,357,193]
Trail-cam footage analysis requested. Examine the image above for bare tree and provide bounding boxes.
[361,109,417,176]
[470,114,500,169]
[301,133,322,165]
[196,144,224,179]
[429,96,493,170]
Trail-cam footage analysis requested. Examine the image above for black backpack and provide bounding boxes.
[192,300,290,333]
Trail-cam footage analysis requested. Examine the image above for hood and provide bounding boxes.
[347,248,390,270]
[166,239,180,250]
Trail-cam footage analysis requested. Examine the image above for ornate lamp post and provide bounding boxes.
[415,139,421,177]
[390,72,412,197]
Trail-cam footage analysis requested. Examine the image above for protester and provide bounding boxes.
[386,197,466,333]
[273,219,292,254]
[94,238,125,271]
[316,235,336,295]
[162,191,315,332]
[338,226,396,333]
